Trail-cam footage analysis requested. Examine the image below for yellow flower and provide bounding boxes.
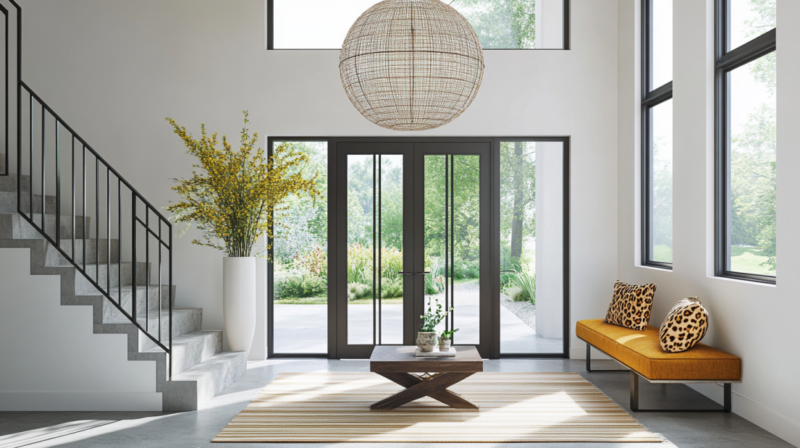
[165,112,321,257]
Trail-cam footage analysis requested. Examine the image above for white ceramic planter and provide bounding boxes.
[416,332,438,352]
[223,257,256,355]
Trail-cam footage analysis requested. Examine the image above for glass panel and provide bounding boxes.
[380,155,404,344]
[424,155,448,338]
[649,100,673,263]
[273,141,328,354]
[273,0,379,49]
[424,155,481,346]
[651,0,673,90]
[727,53,776,276]
[452,155,480,344]
[347,154,375,344]
[499,142,563,354]
[273,0,565,50]
[729,0,776,51]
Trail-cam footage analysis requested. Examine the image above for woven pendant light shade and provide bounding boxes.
[339,0,485,131]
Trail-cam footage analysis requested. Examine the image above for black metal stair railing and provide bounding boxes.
[1,1,173,378]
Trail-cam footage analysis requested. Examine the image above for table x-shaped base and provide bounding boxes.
[371,372,478,410]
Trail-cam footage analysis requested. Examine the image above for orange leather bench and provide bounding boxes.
[577,319,742,412]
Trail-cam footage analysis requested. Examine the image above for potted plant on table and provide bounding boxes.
[418,297,453,352]
[166,112,321,355]
[439,328,459,351]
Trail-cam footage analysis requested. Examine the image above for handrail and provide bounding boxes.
[3,1,173,379]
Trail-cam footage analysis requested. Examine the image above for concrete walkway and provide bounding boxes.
[273,303,562,354]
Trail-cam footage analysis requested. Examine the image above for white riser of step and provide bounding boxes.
[171,352,247,408]
[0,191,57,214]
[101,285,177,322]
[46,238,120,266]
[0,174,31,193]
[148,331,222,378]
[72,262,149,294]
[0,213,90,239]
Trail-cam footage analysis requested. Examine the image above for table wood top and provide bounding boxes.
[370,346,483,373]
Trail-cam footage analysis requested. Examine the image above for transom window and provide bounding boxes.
[267,0,570,50]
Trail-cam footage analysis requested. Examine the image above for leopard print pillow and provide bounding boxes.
[659,297,709,353]
[603,281,656,331]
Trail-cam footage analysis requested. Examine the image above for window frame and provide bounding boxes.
[266,0,571,51]
[714,0,776,284]
[641,0,673,270]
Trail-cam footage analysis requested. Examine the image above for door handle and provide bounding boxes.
[398,271,431,276]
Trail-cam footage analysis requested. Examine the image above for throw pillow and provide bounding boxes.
[603,281,656,331]
[659,297,709,353]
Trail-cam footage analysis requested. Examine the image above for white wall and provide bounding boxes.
[16,0,620,360]
[0,249,160,411]
[617,0,800,445]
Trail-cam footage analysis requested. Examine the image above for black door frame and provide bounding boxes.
[267,136,571,360]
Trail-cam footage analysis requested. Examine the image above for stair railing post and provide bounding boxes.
[55,120,60,246]
[169,227,173,380]
[132,193,137,320]
[106,166,110,294]
[71,137,75,258]
[145,208,149,332]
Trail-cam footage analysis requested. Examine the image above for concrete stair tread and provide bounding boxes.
[169,351,247,407]
[0,212,90,239]
[172,351,246,381]
[141,330,219,351]
[49,261,143,268]
[0,173,31,193]
[143,330,223,376]
[102,307,200,324]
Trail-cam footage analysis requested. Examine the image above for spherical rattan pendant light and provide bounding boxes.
[339,0,485,131]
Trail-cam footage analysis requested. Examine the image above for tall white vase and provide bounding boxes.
[223,257,256,355]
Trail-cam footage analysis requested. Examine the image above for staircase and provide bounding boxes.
[0,154,247,411]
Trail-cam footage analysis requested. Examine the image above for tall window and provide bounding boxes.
[642,0,673,268]
[715,0,776,282]
[268,0,570,50]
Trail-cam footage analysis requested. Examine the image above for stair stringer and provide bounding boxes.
[0,237,212,411]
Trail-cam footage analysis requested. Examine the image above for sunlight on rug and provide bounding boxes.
[212,372,662,443]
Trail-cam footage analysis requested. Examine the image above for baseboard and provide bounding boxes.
[688,383,800,447]
[0,392,162,411]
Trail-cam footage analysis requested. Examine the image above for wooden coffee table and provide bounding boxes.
[369,345,483,410]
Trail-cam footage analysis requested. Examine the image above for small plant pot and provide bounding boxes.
[416,332,438,352]
[439,338,451,351]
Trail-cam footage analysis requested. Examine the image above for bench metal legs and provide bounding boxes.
[585,342,628,372]
[630,372,732,413]
[584,342,733,413]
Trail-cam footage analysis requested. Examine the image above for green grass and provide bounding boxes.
[730,246,775,276]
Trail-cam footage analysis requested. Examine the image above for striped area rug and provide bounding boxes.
[213,372,662,443]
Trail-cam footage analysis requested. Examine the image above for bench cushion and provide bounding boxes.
[577,319,741,381]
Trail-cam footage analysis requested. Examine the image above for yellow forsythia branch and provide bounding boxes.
[165,111,321,257]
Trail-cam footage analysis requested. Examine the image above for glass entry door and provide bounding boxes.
[414,143,491,357]
[336,142,491,358]
[336,143,415,358]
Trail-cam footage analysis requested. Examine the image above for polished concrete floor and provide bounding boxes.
[273,304,563,354]
[0,359,792,448]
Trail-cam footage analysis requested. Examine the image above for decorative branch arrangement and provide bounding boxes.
[166,112,321,257]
